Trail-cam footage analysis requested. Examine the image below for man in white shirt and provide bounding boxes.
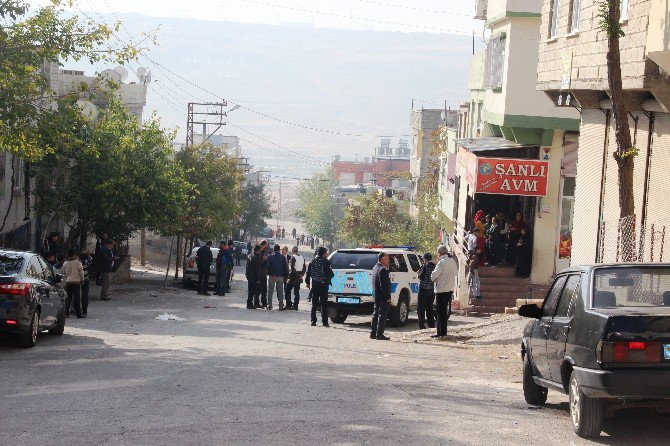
[285,246,306,310]
[430,245,458,338]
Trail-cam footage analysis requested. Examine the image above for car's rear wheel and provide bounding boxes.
[48,306,65,336]
[523,354,547,405]
[389,294,409,327]
[17,311,39,348]
[569,372,603,438]
[330,311,348,324]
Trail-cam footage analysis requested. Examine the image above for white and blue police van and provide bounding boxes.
[326,246,422,326]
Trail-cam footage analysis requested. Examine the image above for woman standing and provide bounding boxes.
[515,228,532,278]
[486,217,502,266]
[507,212,528,265]
[79,250,93,317]
[63,248,85,318]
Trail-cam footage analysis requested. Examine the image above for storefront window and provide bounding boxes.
[559,177,576,259]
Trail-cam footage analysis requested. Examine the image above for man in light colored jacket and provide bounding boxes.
[430,245,458,338]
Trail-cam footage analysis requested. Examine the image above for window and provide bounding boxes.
[555,275,580,317]
[38,257,55,282]
[329,251,378,270]
[550,0,560,38]
[569,0,580,33]
[621,0,629,21]
[407,254,421,272]
[486,34,505,88]
[26,256,45,280]
[593,267,670,308]
[542,276,567,318]
[389,254,408,273]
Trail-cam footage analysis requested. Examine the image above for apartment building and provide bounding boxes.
[537,0,670,265]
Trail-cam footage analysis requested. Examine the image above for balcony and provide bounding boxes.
[646,0,670,74]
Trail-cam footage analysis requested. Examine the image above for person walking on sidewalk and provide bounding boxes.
[63,248,85,318]
[417,253,436,330]
[99,239,115,301]
[196,241,214,296]
[281,246,292,308]
[246,245,262,309]
[285,246,306,311]
[370,252,392,341]
[306,247,333,327]
[267,244,288,310]
[430,245,458,338]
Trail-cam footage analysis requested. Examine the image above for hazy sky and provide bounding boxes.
[65,0,478,35]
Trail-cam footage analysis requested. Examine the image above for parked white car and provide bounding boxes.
[326,247,422,326]
[182,247,219,288]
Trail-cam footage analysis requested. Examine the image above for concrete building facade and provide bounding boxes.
[537,0,670,266]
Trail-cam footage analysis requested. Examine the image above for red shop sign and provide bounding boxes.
[476,157,549,197]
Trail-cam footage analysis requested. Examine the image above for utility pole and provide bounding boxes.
[186,102,228,148]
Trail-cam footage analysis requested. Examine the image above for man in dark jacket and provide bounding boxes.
[99,239,115,301]
[196,241,214,296]
[417,253,436,329]
[258,240,270,308]
[215,242,228,296]
[235,243,243,266]
[370,252,391,340]
[267,244,288,310]
[246,245,262,309]
[306,247,334,327]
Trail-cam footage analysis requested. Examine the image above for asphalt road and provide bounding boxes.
[1,270,669,445]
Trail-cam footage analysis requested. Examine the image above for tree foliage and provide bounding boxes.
[0,0,138,160]
[32,98,190,247]
[239,181,272,239]
[338,193,413,247]
[175,144,244,241]
[297,168,338,242]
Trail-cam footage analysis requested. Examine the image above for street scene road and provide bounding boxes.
[2,267,669,446]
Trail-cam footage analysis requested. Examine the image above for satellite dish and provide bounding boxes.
[76,100,99,122]
[114,65,128,82]
[145,68,152,84]
[99,69,121,83]
[136,67,147,79]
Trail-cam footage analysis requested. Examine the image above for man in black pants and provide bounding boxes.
[305,247,333,327]
[370,252,392,341]
[245,245,262,309]
[196,241,214,296]
[417,253,436,330]
[430,245,458,338]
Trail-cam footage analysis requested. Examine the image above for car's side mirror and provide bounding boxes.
[518,304,542,319]
[54,274,63,284]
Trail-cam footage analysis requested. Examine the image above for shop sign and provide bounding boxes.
[476,158,549,197]
[457,146,478,191]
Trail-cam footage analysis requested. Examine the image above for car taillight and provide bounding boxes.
[188,259,195,268]
[0,282,31,296]
[5,319,18,325]
[599,340,661,364]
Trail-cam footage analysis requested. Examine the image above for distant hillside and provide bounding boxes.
[74,14,477,173]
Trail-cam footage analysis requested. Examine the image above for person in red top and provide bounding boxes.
[507,212,528,266]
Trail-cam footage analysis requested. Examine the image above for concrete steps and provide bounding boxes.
[468,266,531,315]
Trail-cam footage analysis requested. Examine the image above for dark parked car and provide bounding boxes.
[0,249,67,347]
[519,264,670,438]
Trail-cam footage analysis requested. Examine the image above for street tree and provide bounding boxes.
[297,168,338,243]
[599,0,636,259]
[175,144,244,242]
[32,98,189,249]
[239,181,272,239]
[0,0,139,161]
[338,193,413,247]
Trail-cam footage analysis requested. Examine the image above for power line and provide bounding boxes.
[229,124,329,166]
[357,0,472,17]
[234,135,329,167]
[238,0,472,35]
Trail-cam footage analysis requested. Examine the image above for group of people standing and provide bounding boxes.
[41,232,118,319]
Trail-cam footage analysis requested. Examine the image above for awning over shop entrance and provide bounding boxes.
[455,137,546,197]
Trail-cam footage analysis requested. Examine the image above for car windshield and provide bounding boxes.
[593,267,670,308]
[0,254,24,275]
[329,251,378,270]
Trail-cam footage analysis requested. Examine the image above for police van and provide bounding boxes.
[326,247,422,326]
